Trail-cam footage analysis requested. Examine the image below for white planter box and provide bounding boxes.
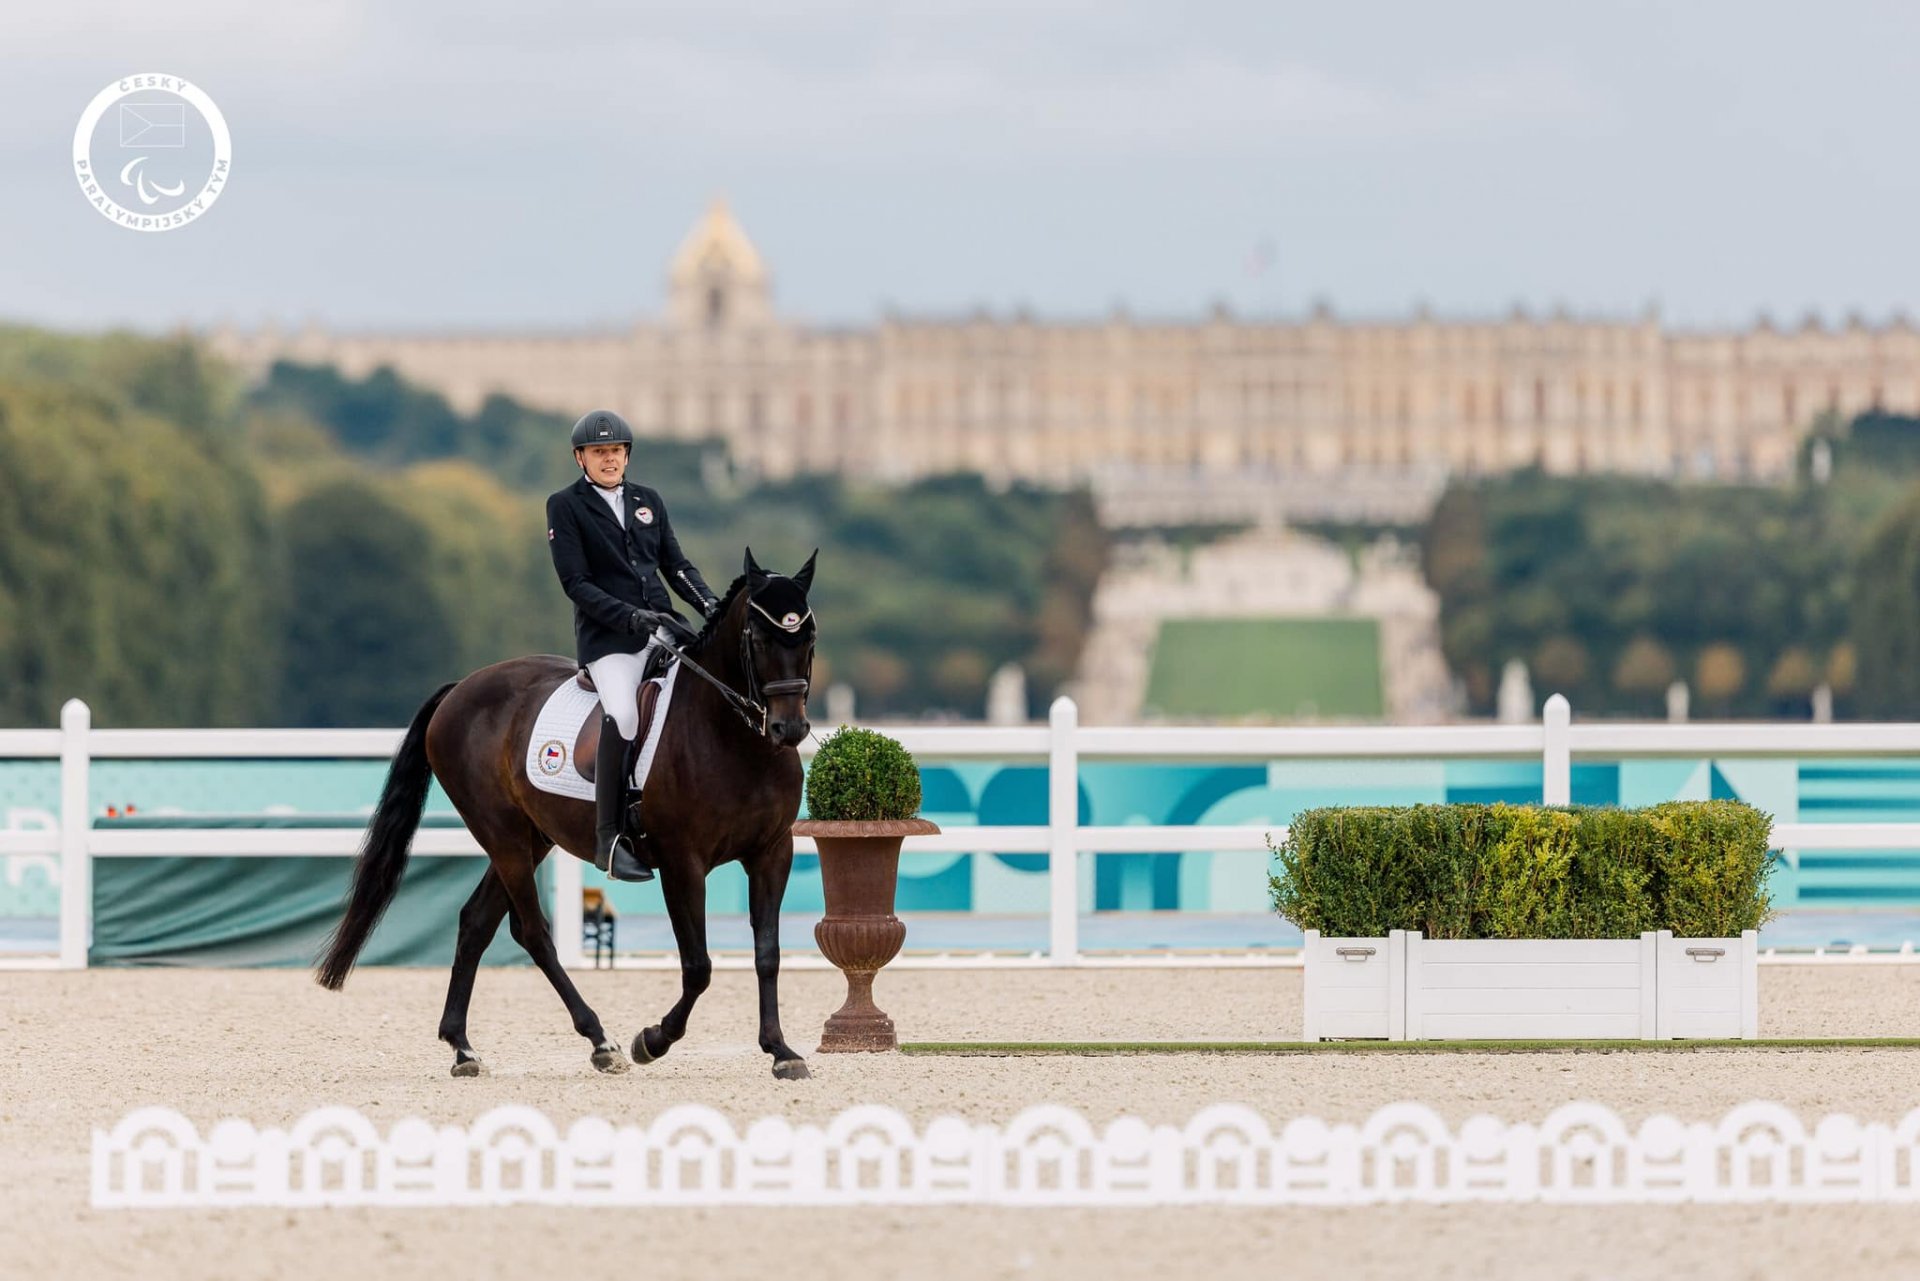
[1655,932,1759,1039]
[1300,930,1406,1040]
[1405,932,1657,1040]
[1301,928,1758,1041]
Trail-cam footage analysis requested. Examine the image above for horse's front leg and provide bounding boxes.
[749,837,808,1079]
[632,857,710,1064]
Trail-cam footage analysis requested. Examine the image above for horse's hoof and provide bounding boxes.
[451,1054,487,1078]
[630,1027,660,1065]
[773,1058,811,1081]
[591,1044,629,1075]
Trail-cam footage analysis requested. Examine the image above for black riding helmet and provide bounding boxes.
[570,409,634,450]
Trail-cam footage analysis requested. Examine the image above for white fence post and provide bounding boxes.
[59,699,92,970]
[1542,693,1571,806]
[552,845,585,970]
[1048,695,1079,966]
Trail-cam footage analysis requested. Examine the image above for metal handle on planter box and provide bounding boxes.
[1686,947,1725,961]
[1335,947,1376,961]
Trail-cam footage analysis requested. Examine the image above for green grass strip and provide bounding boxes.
[900,1038,1920,1056]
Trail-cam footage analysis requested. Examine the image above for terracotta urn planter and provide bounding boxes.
[792,817,940,1052]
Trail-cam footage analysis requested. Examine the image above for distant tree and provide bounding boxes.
[1851,487,1920,717]
[932,648,991,711]
[1423,463,1861,717]
[0,378,275,727]
[102,333,230,432]
[1827,642,1857,697]
[1612,635,1677,698]
[386,460,572,672]
[1532,635,1591,695]
[848,648,909,713]
[1765,647,1819,702]
[1695,644,1748,709]
[280,481,459,726]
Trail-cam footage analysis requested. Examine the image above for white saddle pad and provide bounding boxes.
[524,662,680,802]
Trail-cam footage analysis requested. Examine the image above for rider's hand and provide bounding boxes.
[654,612,700,645]
[625,607,653,636]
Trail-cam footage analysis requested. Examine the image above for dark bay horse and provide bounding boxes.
[315,549,818,1081]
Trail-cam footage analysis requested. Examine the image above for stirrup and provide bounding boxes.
[602,832,653,883]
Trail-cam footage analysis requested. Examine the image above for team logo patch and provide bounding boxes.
[538,740,567,775]
[781,611,802,630]
[635,506,654,525]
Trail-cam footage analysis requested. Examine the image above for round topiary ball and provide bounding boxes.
[805,727,922,822]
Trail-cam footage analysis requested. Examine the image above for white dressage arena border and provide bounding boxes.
[93,1100,1920,1208]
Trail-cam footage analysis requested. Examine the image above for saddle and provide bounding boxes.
[572,678,667,785]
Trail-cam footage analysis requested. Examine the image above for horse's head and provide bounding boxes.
[733,547,817,749]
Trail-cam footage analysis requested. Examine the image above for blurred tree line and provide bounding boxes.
[0,327,1105,727]
[1422,410,1920,718]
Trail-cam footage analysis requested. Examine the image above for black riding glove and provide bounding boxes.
[630,608,699,645]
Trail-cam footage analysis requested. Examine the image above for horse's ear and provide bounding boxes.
[792,549,818,595]
[743,547,765,580]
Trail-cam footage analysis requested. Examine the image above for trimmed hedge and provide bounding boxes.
[804,727,922,822]
[1269,801,1773,939]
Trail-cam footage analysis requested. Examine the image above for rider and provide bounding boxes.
[547,409,720,883]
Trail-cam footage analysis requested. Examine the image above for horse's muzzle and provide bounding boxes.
[769,718,810,749]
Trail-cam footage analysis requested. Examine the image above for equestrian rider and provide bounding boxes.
[546,409,720,883]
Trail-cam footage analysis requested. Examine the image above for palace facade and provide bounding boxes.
[207,201,1920,500]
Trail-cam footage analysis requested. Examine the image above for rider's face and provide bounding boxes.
[576,443,629,487]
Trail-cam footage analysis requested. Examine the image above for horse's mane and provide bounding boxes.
[689,574,752,650]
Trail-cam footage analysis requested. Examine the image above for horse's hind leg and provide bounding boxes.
[489,826,628,1075]
[439,866,510,1077]
[632,859,709,1064]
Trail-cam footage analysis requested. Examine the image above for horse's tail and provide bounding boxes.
[315,681,457,991]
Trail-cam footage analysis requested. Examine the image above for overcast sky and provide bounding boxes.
[6,0,1918,333]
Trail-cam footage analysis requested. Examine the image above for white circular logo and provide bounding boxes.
[636,506,654,525]
[73,74,231,232]
[538,740,567,775]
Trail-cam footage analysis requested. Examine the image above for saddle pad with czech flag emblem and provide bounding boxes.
[523,663,679,802]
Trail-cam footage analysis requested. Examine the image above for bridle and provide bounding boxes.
[647,597,814,739]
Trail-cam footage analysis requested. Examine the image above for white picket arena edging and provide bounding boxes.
[12,692,1920,969]
[92,1101,1920,1208]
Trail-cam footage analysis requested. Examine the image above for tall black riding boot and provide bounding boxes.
[593,714,654,883]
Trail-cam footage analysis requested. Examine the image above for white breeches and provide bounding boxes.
[587,651,649,741]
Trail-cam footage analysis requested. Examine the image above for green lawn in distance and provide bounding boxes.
[1143,617,1383,719]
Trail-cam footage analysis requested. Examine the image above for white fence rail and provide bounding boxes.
[8,693,1920,970]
